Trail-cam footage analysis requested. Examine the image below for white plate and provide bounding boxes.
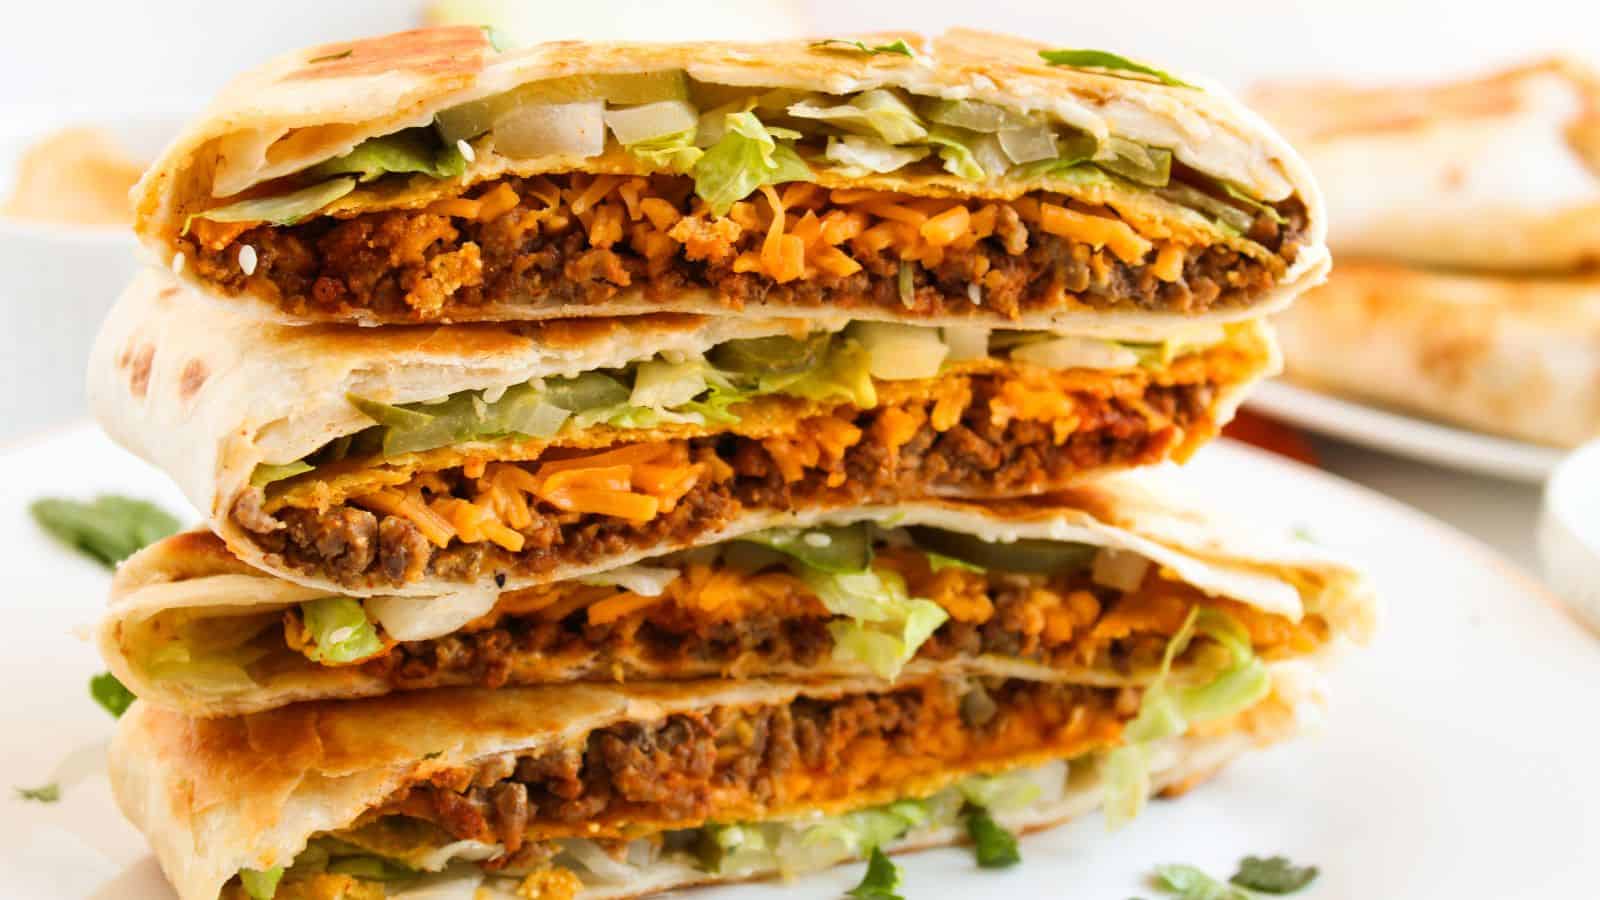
[2,425,1595,900]
[1246,380,1566,484]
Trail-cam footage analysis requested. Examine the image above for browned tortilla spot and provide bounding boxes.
[285,26,490,82]
[179,359,209,400]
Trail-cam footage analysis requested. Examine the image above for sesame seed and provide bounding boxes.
[457,139,476,163]
[170,252,186,275]
[802,532,832,547]
[238,244,258,276]
[968,282,981,305]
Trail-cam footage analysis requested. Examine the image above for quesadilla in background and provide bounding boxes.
[89,267,1277,595]
[99,487,1375,717]
[1275,260,1600,447]
[1251,59,1600,272]
[133,27,1326,329]
[112,648,1339,900]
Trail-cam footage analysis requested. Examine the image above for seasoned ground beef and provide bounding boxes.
[239,378,1214,589]
[363,566,1174,693]
[183,171,1307,324]
[374,677,1126,848]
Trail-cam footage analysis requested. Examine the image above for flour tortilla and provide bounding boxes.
[1251,58,1600,272]
[1276,259,1600,447]
[98,482,1375,717]
[109,662,1324,900]
[132,26,1327,328]
[88,265,1278,598]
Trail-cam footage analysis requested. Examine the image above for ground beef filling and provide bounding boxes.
[184,171,1307,323]
[364,565,1287,693]
[240,379,1215,589]
[369,677,1127,853]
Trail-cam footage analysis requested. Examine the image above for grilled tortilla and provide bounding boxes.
[1251,58,1600,272]
[111,660,1331,900]
[98,491,1375,718]
[134,27,1326,328]
[1276,259,1600,447]
[89,266,1277,597]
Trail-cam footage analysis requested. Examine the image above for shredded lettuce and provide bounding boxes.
[757,338,877,408]
[924,127,988,180]
[787,89,928,145]
[809,568,948,679]
[923,98,1031,133]
[691,111,813,216]
[188,177,357,230]
[310,128,468,181]
[1102,607,1270,828]
[1098,137,1173,187]
[824,135,930,176]
[238,867,283,900]
[624,128,702,172]
[250,460,314,487]
[300,597,384,665]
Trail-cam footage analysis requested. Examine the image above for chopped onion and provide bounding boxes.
[1092,548,1151,592]
[366,587,499,642]
[968,133,1012,178]
[998,124,1059,164]
[604,99,699,146]
[557,839,641,883]
[1010,335,1141,370]
[493,100,605,159]
[824,135,929,174]
[850,322,948,380]
[406,840,502,872]
[941,326,990,361]
[577,564,682,596]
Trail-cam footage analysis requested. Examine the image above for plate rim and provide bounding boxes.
[1244,379,1565,483]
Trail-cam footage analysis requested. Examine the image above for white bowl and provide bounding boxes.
[1539,438,1600,634]
[0,116,178,440]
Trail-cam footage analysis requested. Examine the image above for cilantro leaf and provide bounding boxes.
[847,846,905,900]
[31,495,182,568]
[16,783,60,803]
[1153,864,1252,900]
[1231,856,1319,894]
[307,48,352,64]
[965,808,1021,868]
[90,672,136,719]
[1038,49,1194,89]
[813,38,916,58]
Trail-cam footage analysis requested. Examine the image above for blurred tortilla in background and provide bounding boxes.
[2,126,145,227]
[1253,60,1600,449]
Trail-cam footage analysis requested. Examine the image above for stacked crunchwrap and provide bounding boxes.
[88,26,1365,900]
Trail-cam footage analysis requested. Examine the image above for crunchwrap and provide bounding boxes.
[89,266,1278,596]
[133,27,1327,328]
[98,485,1374,719]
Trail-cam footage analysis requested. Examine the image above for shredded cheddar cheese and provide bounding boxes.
[402,172,1203,292]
